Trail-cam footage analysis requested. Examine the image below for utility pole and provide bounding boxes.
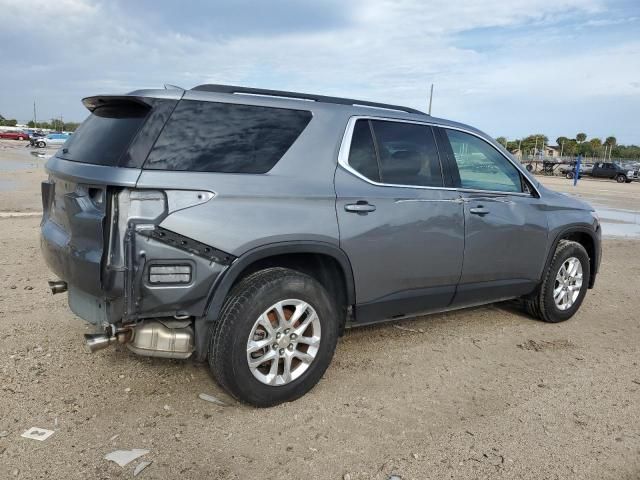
[428,84,434,115]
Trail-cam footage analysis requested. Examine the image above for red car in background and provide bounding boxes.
[0,131,29,140]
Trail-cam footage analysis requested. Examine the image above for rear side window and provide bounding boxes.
[57,103,149,166]
[144,100,312,173]
[370,120,443,187]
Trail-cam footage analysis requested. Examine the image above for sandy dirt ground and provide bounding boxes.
[0,139,639,479]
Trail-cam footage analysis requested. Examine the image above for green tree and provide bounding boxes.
[604,136,617,147]
[562,139,578,156]
[495,136,507,148]
[576,132,587,143]
[518,134,548,157]
[506,139,520,152]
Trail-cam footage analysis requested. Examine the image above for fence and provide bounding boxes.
[515,155,640,176]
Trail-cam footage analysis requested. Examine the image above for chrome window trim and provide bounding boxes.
[337,115,541,198]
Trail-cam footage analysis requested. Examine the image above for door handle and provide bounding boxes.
[345,201,376,213]
[469,206,489,216]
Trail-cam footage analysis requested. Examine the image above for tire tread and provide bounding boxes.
[524,239,588,323]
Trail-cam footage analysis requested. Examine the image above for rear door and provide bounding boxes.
[335,118,464,323]
[436,127,548,306]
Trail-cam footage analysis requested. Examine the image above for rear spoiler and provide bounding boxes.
[81,95,152,113]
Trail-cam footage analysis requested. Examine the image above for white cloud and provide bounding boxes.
[0,0,638,142]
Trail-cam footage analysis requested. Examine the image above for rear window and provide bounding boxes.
[143,100,312,173]
[57,103,149,166]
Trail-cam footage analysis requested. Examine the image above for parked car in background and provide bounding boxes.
[41,84,601,406]
[560,162,594,179]
[31,132,70,148]
[589,162,636,183]
[0,130,29,141]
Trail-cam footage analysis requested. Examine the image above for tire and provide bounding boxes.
[524,240,590,323]
[208,267,339,407]
[616,174,626,183]
[526,164,533,172]
[565,172,574,179]
[37,141,46,148]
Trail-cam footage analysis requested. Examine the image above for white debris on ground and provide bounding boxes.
[104,449,149,467]
[133,461,152,477]
[20,427,55,441]
[198,393,226,406]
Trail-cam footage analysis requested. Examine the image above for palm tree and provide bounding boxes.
[576,132,587,143]
[604,136,617,147]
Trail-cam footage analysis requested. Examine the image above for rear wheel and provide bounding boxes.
[524,240,590,323]
[208,267,339,407]
[565,171,574,179]
[616,174,626,183]
[37,141,45,148]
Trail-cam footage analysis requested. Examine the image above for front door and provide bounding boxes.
[436,127,549,306]
[335,118,464,323]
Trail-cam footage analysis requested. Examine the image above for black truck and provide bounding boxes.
[567,162,636,183]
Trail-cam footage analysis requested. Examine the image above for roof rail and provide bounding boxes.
[191,84,425,115]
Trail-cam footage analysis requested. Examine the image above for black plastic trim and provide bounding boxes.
[543,226,600,289]
[354,285,455,324]
[138,226,235,265]
[193,241,356,361]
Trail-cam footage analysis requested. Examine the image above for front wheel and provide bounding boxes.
[208,267,339,407]
[565,171,574,179]
[616,174,626,183]
[523,240,590,323]
[37,141,46,148]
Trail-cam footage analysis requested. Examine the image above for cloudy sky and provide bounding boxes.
[0,0,638,143]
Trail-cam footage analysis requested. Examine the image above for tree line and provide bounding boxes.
[0,114,79,132]
[495,133,640,160]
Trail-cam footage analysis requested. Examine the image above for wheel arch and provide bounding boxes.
[544,226,599,289]
[194,241,356,360]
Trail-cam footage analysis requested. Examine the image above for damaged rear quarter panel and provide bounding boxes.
[135,105,346,257]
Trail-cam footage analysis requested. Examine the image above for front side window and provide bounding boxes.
[444,129,522,193]
[144,100,312,173]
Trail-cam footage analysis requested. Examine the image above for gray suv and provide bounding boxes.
[41,84,601,406]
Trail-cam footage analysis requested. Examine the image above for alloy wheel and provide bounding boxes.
[246,299,321,386]
[553,257,583,310]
